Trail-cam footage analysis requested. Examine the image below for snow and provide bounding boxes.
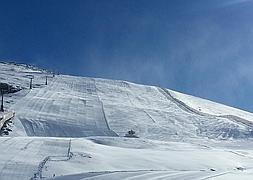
[0,62,253,179]
[10,76,116,137]
[0,137,253,180]
[170,89,253,122]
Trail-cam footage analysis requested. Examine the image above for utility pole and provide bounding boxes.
[26,75,34,90]
[30,78,33,89]
[45,76,48,85]
[1,89,4,112]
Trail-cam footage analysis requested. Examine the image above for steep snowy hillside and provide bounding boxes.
[1,62,252,140]
[1,62,253,180]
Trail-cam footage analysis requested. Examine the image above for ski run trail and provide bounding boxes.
[1,62,253,180]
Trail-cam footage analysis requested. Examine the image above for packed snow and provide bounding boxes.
[170,89,253,123]
[0,62,253,179]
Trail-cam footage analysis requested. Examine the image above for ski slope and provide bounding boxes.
[50,137,253,180]
[0,137,253,180]
[0,62,252,140]
[1,62,253,179]
[11,76,116,137]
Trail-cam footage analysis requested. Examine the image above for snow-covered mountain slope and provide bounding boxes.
[0,62,252,139]
[1,62,253,180]
[170,89,253,125]
[11,76,117,137]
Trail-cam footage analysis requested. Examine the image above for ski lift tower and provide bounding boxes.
[0,88,3,112]
[45,75,54,85]
[45,75,48,85]
[0,83,9,112]
[26,75,34,89]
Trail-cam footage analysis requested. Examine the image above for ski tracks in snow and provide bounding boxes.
[50,169,230,180]
[157,87,253,138]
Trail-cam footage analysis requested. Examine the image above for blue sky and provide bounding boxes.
[1,0,253,112]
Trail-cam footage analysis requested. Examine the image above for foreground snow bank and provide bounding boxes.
[0,137,253,180]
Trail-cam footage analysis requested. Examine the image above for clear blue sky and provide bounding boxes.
[1,0,253,112]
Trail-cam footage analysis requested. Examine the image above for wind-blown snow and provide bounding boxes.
[0,62,253,179]
[170,89,253,122]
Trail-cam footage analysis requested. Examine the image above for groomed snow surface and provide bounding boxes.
[0,62,253,179]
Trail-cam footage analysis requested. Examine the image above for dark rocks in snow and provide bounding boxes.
[235,167,245,171]
[125,130,139,138]
[0,82,22,94]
